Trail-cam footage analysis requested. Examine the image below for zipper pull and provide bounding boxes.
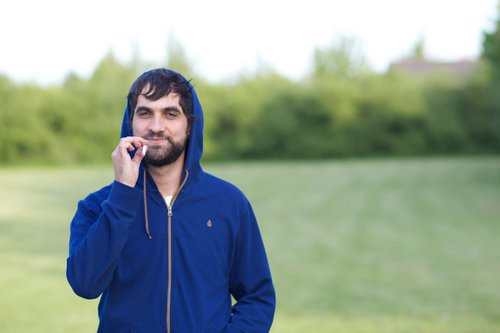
[167,206,172,217]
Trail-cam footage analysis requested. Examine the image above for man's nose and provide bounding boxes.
[148,115,165,132]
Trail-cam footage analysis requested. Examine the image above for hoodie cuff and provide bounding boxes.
[108,181,142,212]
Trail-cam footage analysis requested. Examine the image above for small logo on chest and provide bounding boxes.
[207,219,213,228]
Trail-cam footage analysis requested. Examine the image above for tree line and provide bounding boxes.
[1,16,500,164]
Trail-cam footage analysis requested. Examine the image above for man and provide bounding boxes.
[66,68,276,333]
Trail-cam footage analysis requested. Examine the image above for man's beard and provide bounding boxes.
[143,133,188,167]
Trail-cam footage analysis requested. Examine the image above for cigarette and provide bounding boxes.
[142,145,148,157]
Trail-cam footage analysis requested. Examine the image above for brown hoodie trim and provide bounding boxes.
[143,169,152,240]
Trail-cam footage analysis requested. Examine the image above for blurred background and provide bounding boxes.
[0,1,499,332]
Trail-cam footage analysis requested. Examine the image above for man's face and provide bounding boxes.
[132,92,189,167]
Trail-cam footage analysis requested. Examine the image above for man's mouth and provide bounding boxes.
[147,137,167,144]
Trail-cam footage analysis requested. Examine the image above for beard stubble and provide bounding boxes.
[143,132,188,167]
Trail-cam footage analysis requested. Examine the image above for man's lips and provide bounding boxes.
[146,138,167,144]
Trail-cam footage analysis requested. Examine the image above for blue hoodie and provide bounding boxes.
[66,70,276,333]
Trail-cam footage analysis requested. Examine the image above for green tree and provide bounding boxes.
[165,35,194,78]
[411,35,426,60]
[483,2,500,80]
[312,37,371,79]
[248,87,334,159]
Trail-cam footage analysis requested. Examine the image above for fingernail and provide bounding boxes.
[142,145,148,157]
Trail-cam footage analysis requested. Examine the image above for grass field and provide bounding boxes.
[0,157,499,332]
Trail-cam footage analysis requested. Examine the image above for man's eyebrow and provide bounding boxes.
[163,106,183,113]
[135,106,152,113]
[134,105,183,113]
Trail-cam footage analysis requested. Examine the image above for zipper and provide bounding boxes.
[166,204,172,333]
[165,170,189,333]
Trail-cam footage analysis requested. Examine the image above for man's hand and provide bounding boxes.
[111,137,149,188]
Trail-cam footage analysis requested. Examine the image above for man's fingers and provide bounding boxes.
[112,137,147,187]
[118,137,148,153]
[121,136,149,146]
[132,145,146,163]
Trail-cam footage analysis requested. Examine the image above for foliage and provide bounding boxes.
[1,29,500,164]
[483,2,500,80]
[313,37,371,78]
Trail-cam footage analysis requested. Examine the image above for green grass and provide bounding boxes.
[1,157,499,332]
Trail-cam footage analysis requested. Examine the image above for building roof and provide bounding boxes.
[389,57,477,77]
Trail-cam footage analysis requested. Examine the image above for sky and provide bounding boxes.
[1,0,498,85]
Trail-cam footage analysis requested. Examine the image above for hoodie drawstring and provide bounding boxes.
[143,169,152,239]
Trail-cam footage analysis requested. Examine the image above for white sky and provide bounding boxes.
[0,0,498,85]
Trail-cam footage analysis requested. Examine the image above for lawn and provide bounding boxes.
[0,157,499,332]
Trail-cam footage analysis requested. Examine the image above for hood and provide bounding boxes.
[119,69,204,189]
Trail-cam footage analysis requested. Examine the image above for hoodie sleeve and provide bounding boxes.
[224,201,276,333]
[66,181,142,299]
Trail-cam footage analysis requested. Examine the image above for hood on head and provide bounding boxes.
[119,69,204,186]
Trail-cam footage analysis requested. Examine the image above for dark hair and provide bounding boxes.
[127,68,194,127]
